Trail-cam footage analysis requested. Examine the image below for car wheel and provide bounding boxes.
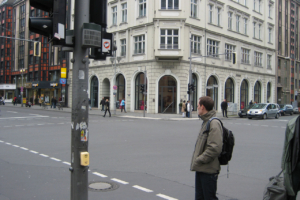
[262,114,267,119]
[275,114,279,119]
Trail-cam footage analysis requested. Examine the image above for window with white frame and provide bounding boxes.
[217,7,221,26]
[191,35,201,54]
[244,0,247,6]
[225,44,235,61]
[253,22,256,38]
[267,55,272,69]
[139,0,146,17]
[122,3,127,23]
[236,15,240,32]
[209,4,213,23]
[112,6,117,25]
[241,48,250,64]
[121,39,126,56]
[134,35,145,54]
[268,27,272,43]
[207,39,219,57]
[191,0,198,18]
[254,0,262,13]
[254,51,263,67]
[228,12,232,30]
[161,0,179,10]
[244,18,248,35]
[268,3,272,18]
[160,29,179,49]
[258,0,262,13]
[258,24,262,39]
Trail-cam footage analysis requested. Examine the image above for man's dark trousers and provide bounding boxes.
[288,162,300,200]
[195,172,218,200]
[222,109,227,117]
[102,105,104,111]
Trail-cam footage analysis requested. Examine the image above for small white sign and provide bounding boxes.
[79,70,85,79]
[102,39,111,53]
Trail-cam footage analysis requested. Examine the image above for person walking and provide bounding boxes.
[51,97,55,109]
[181,100,186,118]
[187,101,192,118]
[282,116,300,200]
[191,96,223,200]
[103,99,111,117]
[120,99,127,113]
[13,96,17,106]
[221,99,228,118]
[39,96,42,106]
[100,97,105,111]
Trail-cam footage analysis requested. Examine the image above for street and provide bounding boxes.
[0,105,299,200]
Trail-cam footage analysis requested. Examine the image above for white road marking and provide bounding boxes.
[29,150,38,154]
[0,116,49,120]
[7,111,17,113]
[5,143,11,145]
[13,145,20,147]
[133,185,153,193]
[50,157,61,162]
[37,124,45,126]
[156,194,178,200]
[92,172,107,178]
[111,178,129,185]
[0,140,3,143]
[39,154,49,157]
[29,114,40,116]
[63,162,71,165]
[20,147,28,150]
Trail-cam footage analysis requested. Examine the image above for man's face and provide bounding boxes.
[198,101,203,116]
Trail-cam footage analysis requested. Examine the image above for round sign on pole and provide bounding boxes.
[113,85,117,90]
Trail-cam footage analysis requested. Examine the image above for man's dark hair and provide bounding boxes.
[199,96,214,111]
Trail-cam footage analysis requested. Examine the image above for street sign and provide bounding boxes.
[113,85,117,90]
[60,78,67,84]
[102,39,111,53]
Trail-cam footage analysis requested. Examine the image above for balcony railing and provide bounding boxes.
[241,59,250,64]
[160,44,179,49]
[191,49,201,55]
[134,49,145,54]
[254,62,262,67]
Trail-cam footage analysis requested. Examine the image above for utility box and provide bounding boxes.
[80,152,89,166]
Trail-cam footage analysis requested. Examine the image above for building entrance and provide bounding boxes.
[158,76,177,113]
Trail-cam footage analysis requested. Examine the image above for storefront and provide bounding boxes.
[0,84,16,102]
[31,81,62,104]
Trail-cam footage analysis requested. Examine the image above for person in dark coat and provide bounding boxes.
[249,100,253,105]
[51,97,57,109]
[103,99,111,117]
[221,99,228,118]
[100,97,105,111]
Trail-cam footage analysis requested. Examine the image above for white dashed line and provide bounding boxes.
[20,147,28,150]
[5,143,11,145]
[29,150,38,154]
[111,178,129,185]
[63,162,71,165]
[12,145,20,147]
[50,157,61,162]
[37,124,45,126]
[0,140,3,143]
[156,194,178,200]
[92,172,107,178]
[133,185,153,193]
[39,154,49,157]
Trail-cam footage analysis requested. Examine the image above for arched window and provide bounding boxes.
[240,80,248,109]
[158,75,177,113]
[135,73,147,110]
[116,74,125,102]
[225,78,234,103]
[206,76,218,110]
[254,81,261,103]
[90,76,98,107]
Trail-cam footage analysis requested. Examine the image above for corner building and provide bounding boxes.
[68,0,276,114]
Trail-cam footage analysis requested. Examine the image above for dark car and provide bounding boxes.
[238,104,254,118]
[279,104,294,116]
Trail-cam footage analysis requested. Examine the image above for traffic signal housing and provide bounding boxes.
[140,84,145,93]
[29,0,66,45]
[232,52,236,64]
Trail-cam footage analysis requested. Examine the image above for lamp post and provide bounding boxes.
[20,68,25,107]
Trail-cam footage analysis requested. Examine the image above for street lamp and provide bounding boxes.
[20,68,25,107]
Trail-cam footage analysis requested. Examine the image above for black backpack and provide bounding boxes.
[204,117,235,165]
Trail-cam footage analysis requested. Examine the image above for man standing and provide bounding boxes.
[221,99,228,118]
[191,96,223,200]
[186,101,192,118]
[181,100,186,118]
[120,99,127,113]
[103,99,111,117]
[100,97,105,111]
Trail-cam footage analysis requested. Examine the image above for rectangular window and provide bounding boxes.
[122,3,127,23]
[121,39,126,56]
[244,18,248,35]
[258,0,262,13]
[267,55,272,69]
[209,5,213,23]
[254,51,263,67]
[225,44,235,61]
[236,15,240,32]
[160,29,179,49]
[253,22,256,38]
[217,7,221,26]
[258,24,261,39]
[139,0,147,17]
[191,35,201,55]
[269,4,272,18]
[241,48,250,64]
[162,0,179,10]
[207,39,219,57]
[228,12,232,30]
[268,28,272,43]
[191,0,197,17]
[244,0,247,6]
[112,6,117,25]
[134,35,145,54]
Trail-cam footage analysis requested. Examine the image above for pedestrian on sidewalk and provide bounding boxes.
[121,99,127,113]
[13,96,17,106]
[181,100,186,118]
[221,99,228,118]
[191,96,223,200]
[100,97,105,111]
[39,96,42,106]
[103,99,111,117]
[249,100,253,105]
[187,101,192,118]
[282,116,300,200]
[51,97,57,109]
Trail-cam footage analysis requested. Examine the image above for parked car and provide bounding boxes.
[238,104,254,118]
[247,103,280,119]
[279,104,294,115]
[293,107,299,114]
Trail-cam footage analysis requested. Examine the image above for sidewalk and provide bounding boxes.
[2,103,238,120]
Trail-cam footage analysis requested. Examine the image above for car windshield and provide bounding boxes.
[279,105,285,108]
[251,104,267,109]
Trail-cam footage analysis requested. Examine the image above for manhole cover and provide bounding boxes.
[89,181,119,192]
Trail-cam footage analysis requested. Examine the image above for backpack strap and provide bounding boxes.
[204,117,223,134]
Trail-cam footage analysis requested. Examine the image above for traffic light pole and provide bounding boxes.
[143,67,147,117]
[70,0,89,199]
[189,37,193,118]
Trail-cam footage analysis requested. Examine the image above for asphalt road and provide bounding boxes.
[0,105,299,200]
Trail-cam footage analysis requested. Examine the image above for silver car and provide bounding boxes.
[247,103,280,119]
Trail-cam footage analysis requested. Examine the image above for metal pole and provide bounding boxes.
[21,71,23,107]
[189,37,192,118]
[143,67,146,117]
[114,51,116,115]
[70,0,89,199]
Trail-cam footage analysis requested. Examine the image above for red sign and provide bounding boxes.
[113,85,117,90]
[103,41,110,49]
